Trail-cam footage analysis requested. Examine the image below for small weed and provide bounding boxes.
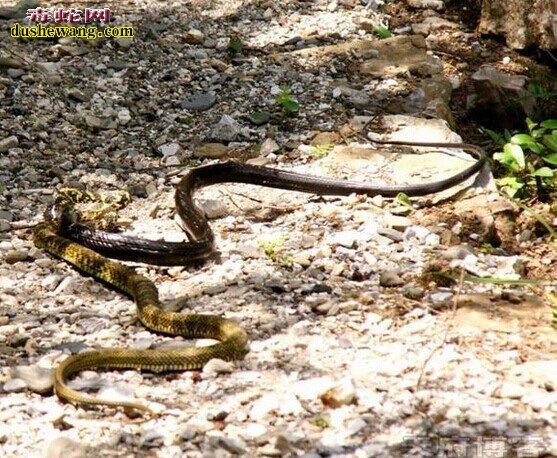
[372,24,391,39]
[279,255,293,267]
[310,143,332,157]
[313,413,330,429]
[487,117,557,200]
[228,36,243,56]
[187,158,202,168]
[275,86,299,117]
[259,234,288,262]
[479,242,494,254]
[395,192,413,211]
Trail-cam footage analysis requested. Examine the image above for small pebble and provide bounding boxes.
[3,378,27,392]
[4,249,28,264]
[379,270,405,287]
[202,358,234,376]
[320,378,356,408]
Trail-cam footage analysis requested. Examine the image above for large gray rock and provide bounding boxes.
[469,65,535,128]
[385,75,455,127]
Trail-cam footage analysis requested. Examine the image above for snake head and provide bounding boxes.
[44,201,79,233]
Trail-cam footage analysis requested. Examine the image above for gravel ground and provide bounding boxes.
[0,0,556,457]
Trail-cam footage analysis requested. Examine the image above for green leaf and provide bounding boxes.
[282,99,299,113]
[395,192,412,208]
[496,176,524,198]
[542,152,557,165]
[509,133,544,154]
[504,143,525,169]
[542,135,557,153]
[497,176,523,187]
[485,129,505,146]
[228,36,243,55]
[531,128,547,139]
[248,111,271,125]
[502,187,519,198]
[528,83,543,95]
[275,86,300,115]
[493,150,521,171]
[310,143,332,157]
[277,86,293,100]
[532,167,554,177]
[372,25,391,39]
[492,152,504,162]
[504,129,512,141]
[525,117,537,132]
[525,142,544,154]
[510,134,535,145]
[540,119,557,129]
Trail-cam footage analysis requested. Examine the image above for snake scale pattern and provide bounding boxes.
[33,140,486,414]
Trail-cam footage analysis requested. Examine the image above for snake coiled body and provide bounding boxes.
[33,222,247,413]
[33,140,486,414]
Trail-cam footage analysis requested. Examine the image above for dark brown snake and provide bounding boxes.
[33,140,486,414]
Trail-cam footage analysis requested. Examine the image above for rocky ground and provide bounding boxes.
[0,0,556,457]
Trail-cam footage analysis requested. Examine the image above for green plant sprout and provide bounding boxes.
[275,86,300,117]
[486,118,557,199]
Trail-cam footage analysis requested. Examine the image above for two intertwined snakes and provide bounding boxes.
[33,140,486,414]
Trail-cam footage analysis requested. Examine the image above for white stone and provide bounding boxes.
[201,199,228,219]
[345,417,367,436]
[117,108,131,125]
[249,394,280,421]
[498,382,529,399]
[292,376,335,401]
[3,378,27,392]
[158,143,180,157]
[202,358,234,376]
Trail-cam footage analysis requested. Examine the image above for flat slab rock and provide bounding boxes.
[272,35,440,78]
[333,115,494,202]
